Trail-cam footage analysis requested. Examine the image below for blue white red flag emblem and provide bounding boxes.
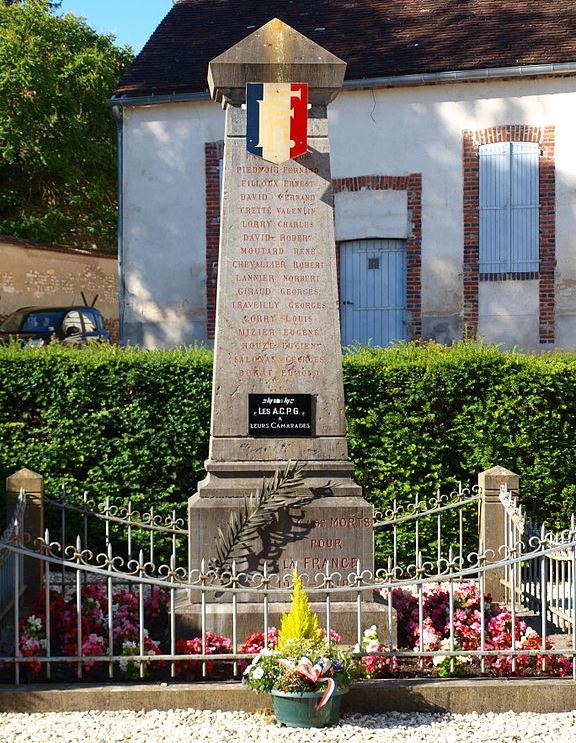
[246,83,308,165]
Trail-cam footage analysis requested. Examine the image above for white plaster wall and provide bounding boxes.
[328,76,576,350]
[122,75,576,349]
[122,100,224,347]
[334,190,408,241]
[478,281,539,350]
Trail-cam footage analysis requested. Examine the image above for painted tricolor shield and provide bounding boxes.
[246,83,308,165]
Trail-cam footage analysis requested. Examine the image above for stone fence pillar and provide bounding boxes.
[5,468,44,607]
[478,465,519,604]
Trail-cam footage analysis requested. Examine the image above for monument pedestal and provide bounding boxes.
[186,468,395,644]
[196,459,361,498]
[189,489,371,578]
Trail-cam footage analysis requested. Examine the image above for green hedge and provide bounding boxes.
[343,342,576,531]
[1,342,576,561]
[0,344,212,533]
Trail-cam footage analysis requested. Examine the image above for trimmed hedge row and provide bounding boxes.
[0,344,212,525]
[343,342,576,531]
[1,342,576,557]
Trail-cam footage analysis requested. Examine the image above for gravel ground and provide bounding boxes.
[0,709,576,743]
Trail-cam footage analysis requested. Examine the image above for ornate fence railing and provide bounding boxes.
[0,490,26,619]
[373,484,481,572]
[43,489,188,577]
[1,478,575,685]
[500,483,576,635]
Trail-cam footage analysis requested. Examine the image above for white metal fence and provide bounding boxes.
[0,491,25,621]
[501,483,576,636]
[1,476,575,685]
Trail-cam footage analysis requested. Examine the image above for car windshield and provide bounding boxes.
[0,310,63,333]
[0,310,28,332]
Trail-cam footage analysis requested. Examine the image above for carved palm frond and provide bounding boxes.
[211,461,307,574]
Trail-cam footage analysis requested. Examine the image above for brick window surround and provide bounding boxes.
[206,144,422,340]
[463,125,555,343]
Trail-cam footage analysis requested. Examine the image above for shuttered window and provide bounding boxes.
[479,142,539,275]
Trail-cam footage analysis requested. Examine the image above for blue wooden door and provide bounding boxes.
[339,239,407,347]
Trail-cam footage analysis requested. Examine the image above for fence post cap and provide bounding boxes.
[478,465,520,493]
[6,467,44,491]
[480,465,518,478]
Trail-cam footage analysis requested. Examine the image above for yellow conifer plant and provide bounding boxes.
[277,569,323,651]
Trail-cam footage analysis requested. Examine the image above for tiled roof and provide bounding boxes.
[115,1,576,98]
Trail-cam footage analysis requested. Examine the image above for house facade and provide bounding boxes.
[111,1,576,351]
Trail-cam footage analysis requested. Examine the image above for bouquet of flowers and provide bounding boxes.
[243,571,360,709]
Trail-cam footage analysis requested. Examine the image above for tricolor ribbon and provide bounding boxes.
[276,657,337,709]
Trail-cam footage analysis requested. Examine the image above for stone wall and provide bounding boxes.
[0,236,118,341]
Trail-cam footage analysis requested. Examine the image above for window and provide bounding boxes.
[81,310,97,333]
[479,141,539,277]
[62,311,82,336]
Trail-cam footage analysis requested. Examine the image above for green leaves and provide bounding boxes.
[2,341,576,569]
[0,344,212,553]
[343,341,576,564]
[0,0,133,251]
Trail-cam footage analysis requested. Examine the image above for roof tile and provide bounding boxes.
[115,1,576,98]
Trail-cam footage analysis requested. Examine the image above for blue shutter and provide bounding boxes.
[479,142,539,274]
[510,142,539,273]
[479,142,511,273]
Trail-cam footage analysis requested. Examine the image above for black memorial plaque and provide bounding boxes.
[248,394,314,437]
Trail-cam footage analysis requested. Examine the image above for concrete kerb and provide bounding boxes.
[1,678,575,714]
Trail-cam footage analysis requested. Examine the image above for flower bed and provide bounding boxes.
[6,580,573,682]
[388,582,572,677]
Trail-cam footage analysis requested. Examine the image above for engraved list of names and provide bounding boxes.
[211,118,345,443]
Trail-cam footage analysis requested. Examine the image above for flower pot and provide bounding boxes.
[270,687,348,728]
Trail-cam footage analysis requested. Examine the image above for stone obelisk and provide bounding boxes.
[186,21,389,637]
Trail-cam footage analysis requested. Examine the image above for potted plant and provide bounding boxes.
[243,571,360,728]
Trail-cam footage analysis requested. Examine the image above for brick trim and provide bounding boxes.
[332,174,422,339]
[205,141,224,340]
[462,125,556,343]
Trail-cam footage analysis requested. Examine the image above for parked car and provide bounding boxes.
[0,306,109,346]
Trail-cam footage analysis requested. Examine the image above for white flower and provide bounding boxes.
[252,666,264,680]
[365,640,380,653]
[432,654,447,666]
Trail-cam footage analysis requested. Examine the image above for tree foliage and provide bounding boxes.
[0,0,133,251]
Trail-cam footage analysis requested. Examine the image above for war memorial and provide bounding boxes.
[184,20,388,637]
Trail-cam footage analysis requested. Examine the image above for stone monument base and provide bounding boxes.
[175,594,396,646]
[189,494,374,577]
[196,459,362,499]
